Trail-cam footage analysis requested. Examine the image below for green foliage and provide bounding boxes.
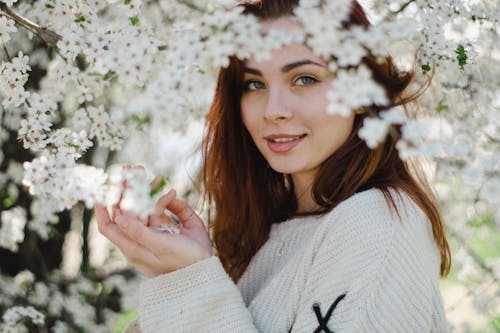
[0,187,16,209]
[130,16,139,25]
[45,3,55,9]
[150,176,167,197]
[421,63,431,73]
[130,114,151,131]
[436,99,449,112]
[113,310,137,333]
[490,316,500,333]
[74,16,86,23]
[123,0,132,4]
[47,44,59,52]
[209,24,229,34]
[455,44,468,69]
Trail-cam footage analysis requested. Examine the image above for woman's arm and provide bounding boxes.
[95,188,261,332]
[290,190,449,333]
[138,256,260,332]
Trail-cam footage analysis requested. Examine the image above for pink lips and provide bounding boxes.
[264,134,306,153]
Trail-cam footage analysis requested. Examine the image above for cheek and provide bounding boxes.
[316,115,355,147]
[240,100,258,135]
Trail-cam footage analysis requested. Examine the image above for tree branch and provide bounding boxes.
[0,2,62,44]
[3,44,11,60]
[177,0,205,13]
[383,0,416,20]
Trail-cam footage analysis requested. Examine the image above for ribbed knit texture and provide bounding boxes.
[136,188,450,332]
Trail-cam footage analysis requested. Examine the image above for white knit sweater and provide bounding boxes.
[131,188,450,332]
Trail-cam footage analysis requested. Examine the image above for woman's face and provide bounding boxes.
[240,17,355,190]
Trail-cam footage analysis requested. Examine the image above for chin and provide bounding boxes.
[267,162,301,175]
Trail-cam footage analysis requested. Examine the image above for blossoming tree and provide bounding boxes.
[0,0,498,331]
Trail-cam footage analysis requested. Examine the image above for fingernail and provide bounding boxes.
[115,216,129,227]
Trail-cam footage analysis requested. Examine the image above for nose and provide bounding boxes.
[263,87,292,122]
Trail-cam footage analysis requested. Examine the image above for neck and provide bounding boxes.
[292,173,318,213]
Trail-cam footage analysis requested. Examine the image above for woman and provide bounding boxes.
[95,0,451,332]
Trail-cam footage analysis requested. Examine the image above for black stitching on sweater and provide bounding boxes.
[311,293,347,333]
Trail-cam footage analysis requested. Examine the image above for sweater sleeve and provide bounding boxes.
[138,255,259,333]
[289,191,449,333]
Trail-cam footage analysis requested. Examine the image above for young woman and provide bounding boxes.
[95,0,451,332]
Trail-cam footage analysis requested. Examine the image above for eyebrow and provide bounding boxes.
[243,60,326,76]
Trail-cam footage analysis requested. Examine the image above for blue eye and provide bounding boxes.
[244,80,266,91]
[295,76,318,86]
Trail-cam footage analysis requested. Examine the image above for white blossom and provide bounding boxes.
[2,306,44,327]
[358,117,390,148]
[0,207,27,252]
[0,16,17,45]
[326,65,388,116]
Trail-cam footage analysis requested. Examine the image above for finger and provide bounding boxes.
[112,204,122,221]
[154,189,176,216]
[166,196,204,230]
[100,221,161,271]
[96,205,161,272]
[116,209,148,226]
[115,212,179,254]
[150,175,163,190]
[122,164,145,171]
[148,213,175,228]
[95,203,112,228]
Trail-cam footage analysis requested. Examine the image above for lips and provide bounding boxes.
[264,133,307,153]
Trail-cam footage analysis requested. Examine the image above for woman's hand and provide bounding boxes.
[94,186,213,277]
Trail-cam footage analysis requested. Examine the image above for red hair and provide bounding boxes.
[201,0,450,282]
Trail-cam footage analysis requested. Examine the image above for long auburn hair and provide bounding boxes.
[201,0,451,283]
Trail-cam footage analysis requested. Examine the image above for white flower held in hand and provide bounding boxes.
[149,224,180,235]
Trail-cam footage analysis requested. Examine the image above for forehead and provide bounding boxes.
[244,17,326,68]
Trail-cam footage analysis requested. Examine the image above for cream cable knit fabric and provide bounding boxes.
[134,188,450,333]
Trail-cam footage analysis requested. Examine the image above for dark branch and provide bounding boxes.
[3,44,11,60]
[383,0,416,20]
[0,2,62,44]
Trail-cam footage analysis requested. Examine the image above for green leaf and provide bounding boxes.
[45,3,55,9]
[74,15,86,23]
[437,100,449,112]
[467,211,494,228]
[68,142,80,149]
[3,197,16,209]
[103,72,114,81]
[47,44,59,52]
[455,44,467,69]
[150,177,167,197]
[130,114,151,130]
[130,16,139,25]
[123,0,132,4]
[421,63,431,73]
[210,25,218,34]
[113,310,138,333]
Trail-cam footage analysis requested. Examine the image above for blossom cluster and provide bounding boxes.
[106,165,164,220]
[0,0,498,330]
[0,268,141,332]
[0,16,16,45]
[0,0,496,256]
[0,52,30,108]
[1,305,44,331]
